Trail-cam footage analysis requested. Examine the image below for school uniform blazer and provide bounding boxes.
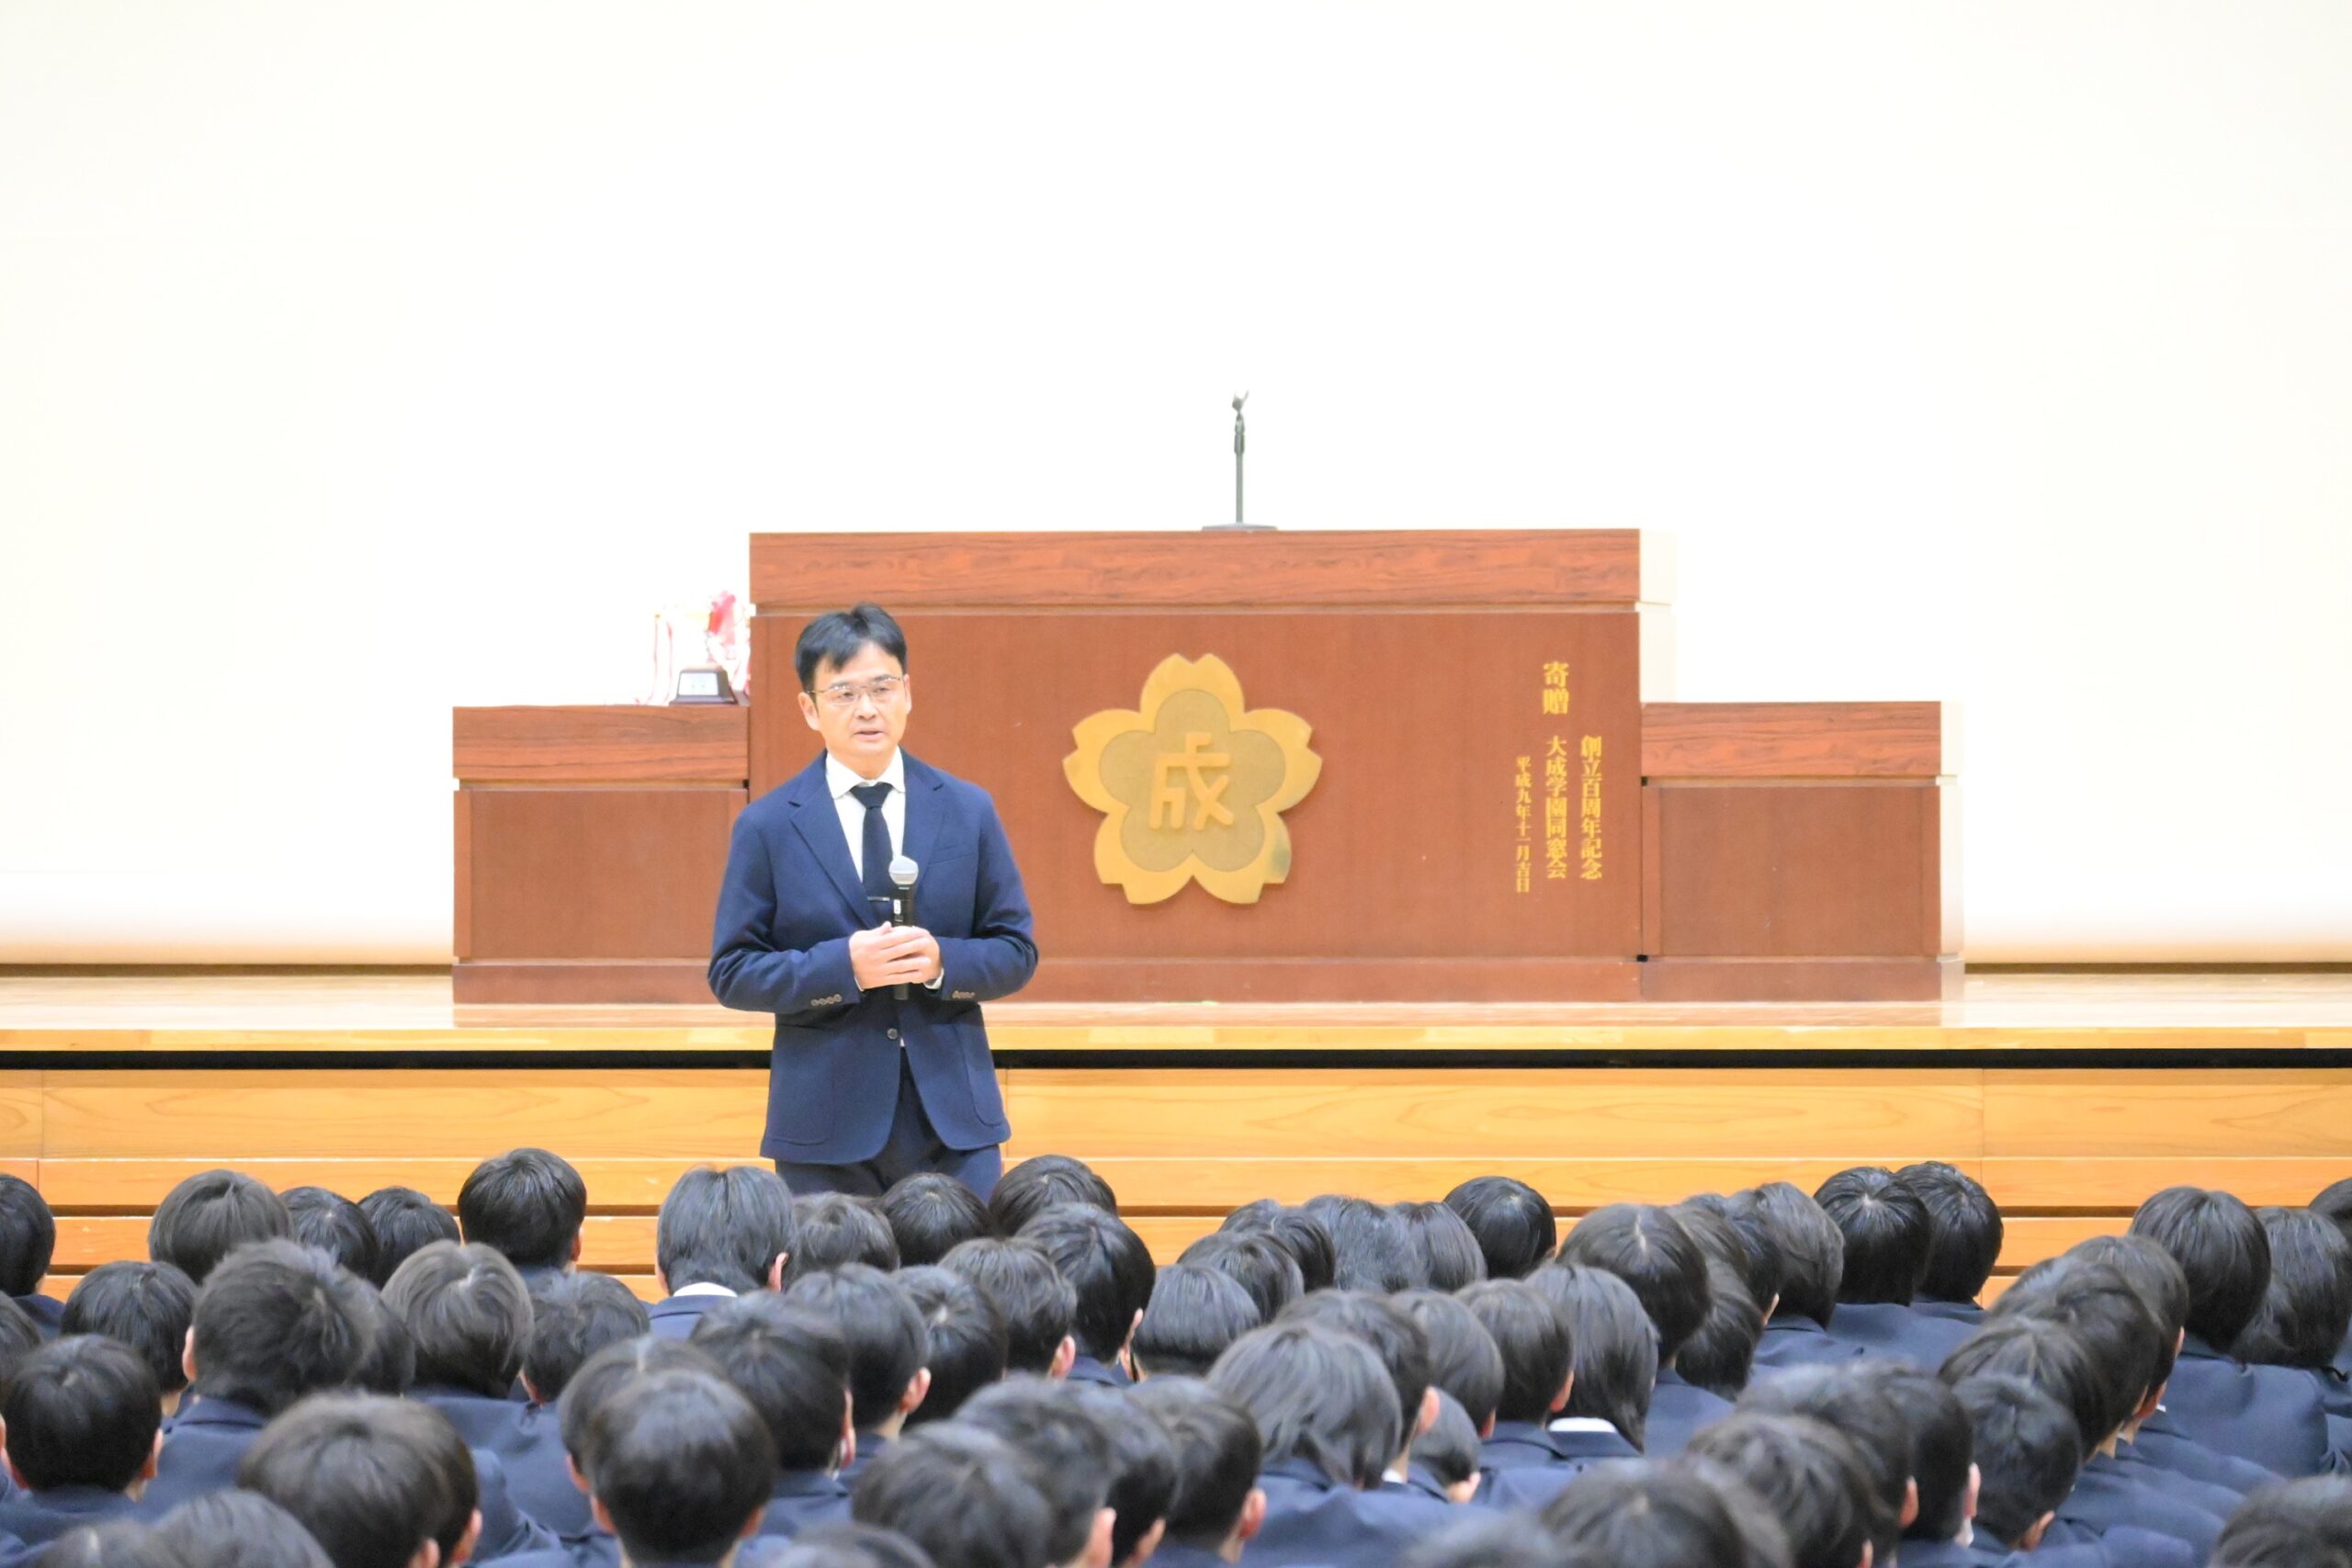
[1913,1297,1986,1326]
[8,1296,61,1341]
[752,1470,853,1542]
[1066,1352,1132,1389]
[834,1432,889,1490]
[2038,1517,2197,1568]
[1645,1367,1734,1456]
[2061,1452,2224,1561]
[413,1383,582,1539]
[1820,1300,1980,1368]
[646,1292,734,1341]
[1476,1423,1640,1511]
[2124,1412,2278,1496]
[137,1395,271,1513]
[1899,1539,2139,1568]
[2160,1332,2331,1476]
[1751,1314,1870,1374]
[1137,1546,1234,1568]
[1248,1457,1453,1568]
[709,752,1038,1163]
[0,1485,137,1556]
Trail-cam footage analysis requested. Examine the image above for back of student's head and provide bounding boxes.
[1813,1168,1931,1305]
[1939,1318,2107,1461]
[1855,1362,1972,1543]
[772,1521,942,1568]
[1734,1366,1908,1562]
[1404,1516,1607,1568]
[1531,1263,1657,1450]
[784,1263,929,1432]
[0,1173,56,1298]
[1456,1278,1572,1427]
[381,1241,530,1397]
[1302,1195,1428,1292]
[988,1155,1116,1235]
[455,1149,584,1275]
[5,1336,161,1493]
[1073,1383,1179,1566]
[522,1269,648,1404]
[1413,1391,1482,1493]
[1394,1290,1506,1431]
[23,1523,182,1568]
[1018,1203,1156,1363]
[1895,1162,2004,1304]
[1990,1256,2169,1442]
[2066,1232,2192,1345]
[941,1236,1076,1375]
[658,1165,797,1293]
[1554,1202,1710,1362]
[1211,1321,1400,1488]
[852,1422,1058,1568]
[2129,1184,2272,1346]
[792,1192,901,1274]
[1679,1258,1763,1399]
[2214,1517,2352,1568]
[1174,1232,1299,1323]
[1684,1413,1880,1568]
[189,1240,373,1416]
[2217,1476,2352,1564]
[1443,1176,1556,1281]
[1949,1373,2081,1550]
[2314,1178,2352,1247]
[1277,1290,1433,1450]
[588,1367,778,1564]
[1218,1201,1337,1293]
[355,1189,460,1288]
[880,1174,992,1268]
[155,1489,335,1568]
[1128,1377,1263,1552]
[1392,1201,1487,1292]
[1536,1460,1763,1568]
[1737,1184,1845,1327]
[346,1291,415,1396]
[237,1393,477,1568]
[62,1261,197,1403]
[1676,1193,1783,1320]
[892,1265,1008,1424]
[1131,1264,1259,1379]
[558,1337,718,1477]
[691,1293,853,1472]
[957,1377,1114,1567]
[280,1189,379,1286]
[150,1170,290,1284]
[2237,1205,2352,1369]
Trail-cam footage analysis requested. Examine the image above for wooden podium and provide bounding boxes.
[454,529,1955,1003]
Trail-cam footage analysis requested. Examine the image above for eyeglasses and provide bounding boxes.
[810,675,906,709]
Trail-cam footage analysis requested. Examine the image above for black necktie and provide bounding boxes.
[851,782,895,911]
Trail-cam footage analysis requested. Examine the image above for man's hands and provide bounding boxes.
[849,923,943,991]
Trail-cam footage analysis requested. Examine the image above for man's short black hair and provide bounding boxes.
[456,1149,586,1275]
[1073,1383,1180,1566]
[1442,1177,1556,1280]
[1131,1264,1260,1380]
[1992,1257,2168,1440]
[523,1269,650,1403]
[348,1290,416,1395]
[355,1189,460,1288]
[1950,1373,2081,1549]
[1174,1232,1299,1323]
[2216,1475,2352,1562]
[691,1293,853,1472]
[1392,1201,1486,1292]
[1019,1204,1155,1364]
[893,1265,1008,1424]
[1530,1264,1657,1450]
[1456,1279,1570,1426]
[941,1236,1076,1374]
[1736,1364,1908,1562]
[956,1378,1114,1567]
[1897,1162,2006,1303]
[1685,1413,1880,1568]
[849,1423,1056,1568]
[1738,1183,1845,1327]
[1814,1167,1932,1305]
[2130,1185,2273,1347]
[1857,1361,1973,1542]
[796,604,909,692]
[2214,1517,2352,1568]
[1302,1195,1428,1293]
[62,1261,198,1397]
[1678,1258,1761,1399]
[559,1337,719,1472]
[155,1490,335,1568]
[792,1193,902,1275]
[1128,1377,1263,1551]
[1674,1192,1782,1314]
[383,1241,532,1398]
[1406,1515,1606,1568]
[588,1367,778,1564]
[2238,1205,2352,1368]
[18,1523,183,1568]
[1939,1317,2108,1459]
[4,1335,161,1492]
[150,1170,291,1284]
[237,1393,476,1568]
[658,1166,797,1294]
[1278,1290,1432,1450]
[880,1174,993,1268]
[1218,1201,1338,1293]
[987,1155,1116,1236]
[1554,1203,1711,1361]
[1536,1460,1758,1568]
[0,1173,56,1297]
[279,1189,379,1285]
[1393,1290,1506,1431]
[2068,1233,2192,1345]
[189,1239,373,1416]
[775,1521,943,1568]
[1413,1392,1482,1492]
[784,1263,928,1431]
[1210,1321,1399,1489]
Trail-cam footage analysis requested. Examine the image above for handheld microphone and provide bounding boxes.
[888,855,920,999]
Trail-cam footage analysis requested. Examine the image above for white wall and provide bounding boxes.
[3,2,2347,964]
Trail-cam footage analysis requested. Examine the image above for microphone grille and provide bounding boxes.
[888,854,919,888]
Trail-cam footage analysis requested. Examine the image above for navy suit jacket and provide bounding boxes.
[1067,1353,1131,1389]
[647,1292,734,1341]
[1248,1458,1453,1568]
[0,1486,136,1560]
[752,1471,853,1542]
[9,1296,62,1342]
[2161,1333,2330,1477]
[2124,1412,2277,1496]
[2062,1452,2224,1561]
[710,752,1038,1163]
[1821,1300,1979,1368]
[1753,1314,1869,1375]
[1477,1423,1639,1510]
[1645,1367,1734,1456]
[414,1383,582,1539]
[1900,1538,2141,1568]
[2039,1517,2197,1568]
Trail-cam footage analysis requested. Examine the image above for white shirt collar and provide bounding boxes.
[826,749,905,800]
[672,1281,740,1299]
[1544,1416,1621,1435]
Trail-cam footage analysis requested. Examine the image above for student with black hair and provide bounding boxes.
[848,1424,1057,1568]
[1454,1280,1578,1497]
[1851,1364,1978,1567]
[147,1171,290,1285]
[1132,1266,1261,1380]
[1814,1167,1979,1368]
[1390,1203,1484,1292]
[783,1265,930,1485]
[456,1151,585,1282]
[357,1189,462,1288]
[988,1156,1117,1237]
[1529,1265,1654,1459]
[524,1336,726,1567]
[154,1490,335,1568]
[791,1194,901,1274]
[1300,1197,1427,1294]
[1736,1366,1913,1567]
[1685,1413,1883,1568]
[690,1296,857,1543]
[24,1521,182,1568]
[1020,1206,1156,1386]
[1275,1293,1442,1494]
[276,1188,380,1284]
[2315,1179,2352,1380]
[1896,1164,2005,1325]
[1176,1234,1301,1324]
[878,1175,992,1269]
[2237,1207,2352,1447]
[1535,1461,1763,1568]
[61,1263,197,1416]
[1073,1384,1181,1567]
[1675,1193,1782,1323]
[1441,1178,1555,1283]
[940,1236,1078,1379]
[1670,1259,1760,1427]
[890,1266,1006,1424]
[521,1271,650,1407]
[581,1369,778,1568]
[1554,1204,1709,1372]
[1740,1184,1869,1373]
[1127,1378,1268,1568]
[0,1173,60,1338]
[2216,1474,2352,1563]
[2212,1518,2351,1568]
[2131,1185,2334,1475]
[1407,1393,1482,1505]
[1949,1373,2188,1567]
[650,1166,798,1340]
[771,1520,944,1568]
[1218,1206,1337,1296]
[0,1337,162,1547]
[237,1394,482,1568]
[1391,1293,1505,1441]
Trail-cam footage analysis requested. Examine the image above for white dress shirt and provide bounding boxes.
[823,748,940,991]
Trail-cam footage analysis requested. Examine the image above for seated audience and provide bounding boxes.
[1300,1197,1426,1294]
[958,1380,1115,1568]
[1551,1201,1727,1453]
[1736,1366,1913,1568]
[849,1424,1057,1568]
[1072,1383,1179,1568]
[1175,1234,1301,1324]
[1814,1167,1979,1367]
[1131,1266,1261,1380]
[60,1264,196,1416]
[580,1368,777,1568]
[1441,1177,1556,1282]
[988,1157,1117,1238]
[1406,1393,1481,1506]
[650,1167,798,1339]
[691,1295,857,1543]
[356,1189,462,1288]
[1019,1206,1156,1387]
[791,1195,901,1275]
[784,1265,930,1483]
[2313,1179,2352,1379]
[456,1150,586,1284]
[2235,1206,2352,1443]
[878,1176,991,1269]
[22,1521,182,1568]
[2216,1474,2352,1565]
[1276,1292,1442,1490]
[1391,1292,1505,1445]
[153,1490,335,1568]
[237,1394,481,1568]
[1216,1205,1336,1295]
[1388,1203,1484,1293]
[532,1336,728,1565]
[280,1188,380,1285]
[1125,1378,1267,1568]
[1741,1184,1869,1372]
[890,1266,1007,1425]
[146,1172,289,1286]
[1456,1280,1578,1503]
[1852,1363,1978,1568]
[521,1271,650,1407]
[1529,1264,1655,1456]
[0,1175,61,1338]
[767,1520,944,1568]
[1895,1163,2005,1325]
[940,1237,1078,1379]
[1685,1412,1885,1568]
[1676,1259,1764,1409]
[1534,1460,1768,1566]
[0,1337,163,1548]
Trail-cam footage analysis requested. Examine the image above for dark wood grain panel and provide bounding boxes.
[1020,958,1640,1003]
[1642,957,1959,1003]
[452,962,718,1006]
[1641,703,1945,779]
[750,530,1652,610]
[454,705,748,784]
[458,788,744,961]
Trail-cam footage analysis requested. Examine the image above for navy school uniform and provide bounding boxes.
[1382,1462,1451,1506]
[413,1383,582,1539]
[1065,1352,1131,1389]
[0,1486,137,1561]
[2159,1332,2330,1477]
[1132,1545,1238,1568]
[1912,1296,1986,1327]
[2124,1410,2279,1496]
[1645,1366,1733,1456]
[646,1292,735,1341]
[1751,1314,1871,1374]
[9,1296,62,1342]
[2062,1451,2225,1562]
[1246,1457,1453,1568]
[482,1535,616,1568]
[833,1432,889,1490]
[2040,1517,2199,1568]
[1901,1537,2166,1568]
[1476,1421,1639,1511]
[1819,1299,1979,1368]
[752,1471,853,1543]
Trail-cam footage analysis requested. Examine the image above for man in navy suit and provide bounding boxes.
[711,604,1038,1198]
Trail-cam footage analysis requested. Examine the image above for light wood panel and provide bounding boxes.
[1640,704,1947,780]
[1983,1070,2352,1156]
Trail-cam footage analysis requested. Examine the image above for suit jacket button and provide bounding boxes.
[887,1028,899,1041]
